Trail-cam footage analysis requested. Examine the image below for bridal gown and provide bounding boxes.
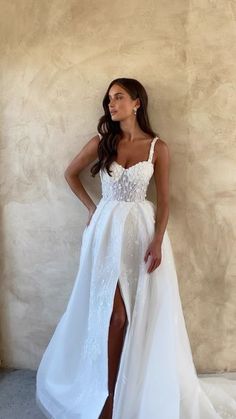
[36,135,236,419]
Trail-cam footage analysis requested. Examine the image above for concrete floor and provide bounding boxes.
[0,368,45,419]
[0,368,236,419]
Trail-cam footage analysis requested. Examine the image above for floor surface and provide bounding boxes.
[0,368,235,419]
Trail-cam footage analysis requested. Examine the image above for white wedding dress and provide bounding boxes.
[36,136,236,418]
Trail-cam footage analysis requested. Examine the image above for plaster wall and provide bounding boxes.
[0,0,235,371]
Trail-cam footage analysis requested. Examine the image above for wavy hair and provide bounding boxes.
[90,78,158,177]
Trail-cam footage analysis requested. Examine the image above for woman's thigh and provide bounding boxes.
[110,281,127,327]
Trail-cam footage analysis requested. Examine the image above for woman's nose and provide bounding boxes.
[109,98,115,106]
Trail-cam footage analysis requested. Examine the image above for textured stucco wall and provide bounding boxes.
[0,0,235,372]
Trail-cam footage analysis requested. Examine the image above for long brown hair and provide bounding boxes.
[90,78,158,177]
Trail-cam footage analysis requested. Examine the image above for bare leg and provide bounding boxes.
[98,282,128,419]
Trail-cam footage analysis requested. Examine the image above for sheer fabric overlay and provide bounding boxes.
[36,135,236,418]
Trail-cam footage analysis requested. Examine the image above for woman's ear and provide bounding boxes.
[136,97,141,109]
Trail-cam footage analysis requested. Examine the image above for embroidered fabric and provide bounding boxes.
[36,133,236,419]
[100,136,158,202]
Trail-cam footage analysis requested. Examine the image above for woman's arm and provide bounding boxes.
[153,139,170,244]
[64,134,100,214]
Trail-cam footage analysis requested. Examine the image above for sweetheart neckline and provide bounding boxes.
[112,135,159,171]
[112,160,153,171]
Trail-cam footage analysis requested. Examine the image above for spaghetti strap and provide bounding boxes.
[148,136,159,163]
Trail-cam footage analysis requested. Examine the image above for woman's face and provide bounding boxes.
[107,84,139,121]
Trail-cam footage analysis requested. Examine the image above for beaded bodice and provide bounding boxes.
[99,135,159,202]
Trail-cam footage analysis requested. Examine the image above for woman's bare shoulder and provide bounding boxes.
[153,137,170,164]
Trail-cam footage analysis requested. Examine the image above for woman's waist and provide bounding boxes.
[98,196,156,211]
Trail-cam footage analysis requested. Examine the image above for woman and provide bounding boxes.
[36,78,236,419]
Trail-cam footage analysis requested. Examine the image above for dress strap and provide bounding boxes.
[148,136,159,163]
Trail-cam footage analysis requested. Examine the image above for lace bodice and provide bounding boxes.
[99,135,159,202]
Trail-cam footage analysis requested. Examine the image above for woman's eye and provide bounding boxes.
[109,96,122,103]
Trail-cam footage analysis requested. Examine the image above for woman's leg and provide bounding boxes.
[99,282,128,419]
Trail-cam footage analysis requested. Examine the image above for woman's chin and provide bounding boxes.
[111,115,120,120]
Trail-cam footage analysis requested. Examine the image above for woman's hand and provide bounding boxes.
[144,238,162,273]
[86,205,97,227]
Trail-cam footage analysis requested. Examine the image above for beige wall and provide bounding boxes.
[0,0,235,372]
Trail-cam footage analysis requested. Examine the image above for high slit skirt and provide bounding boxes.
[36,197,236,418]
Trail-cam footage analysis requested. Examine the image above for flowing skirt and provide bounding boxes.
[36,197,236,418]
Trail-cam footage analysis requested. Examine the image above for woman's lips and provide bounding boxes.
[110,110,117,115]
